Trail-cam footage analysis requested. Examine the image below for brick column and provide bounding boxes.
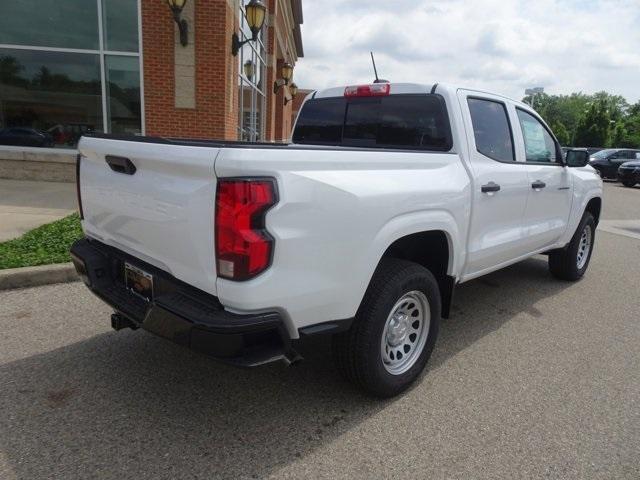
[273,58,285,141]
[263,2,277,141]
[141,0,239,140]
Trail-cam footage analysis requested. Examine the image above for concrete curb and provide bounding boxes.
[0,263,79,291]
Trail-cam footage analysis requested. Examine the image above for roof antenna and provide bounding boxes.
[370,52,389,83]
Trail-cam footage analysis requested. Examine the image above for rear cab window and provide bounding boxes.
[292,94,452,151]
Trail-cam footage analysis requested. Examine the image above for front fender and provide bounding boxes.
[560,170,603,246]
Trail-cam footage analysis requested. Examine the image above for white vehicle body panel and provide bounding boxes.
[456,89,532,276]
[78,137,220,296]
[77,82,603,339]
[214,147,470,337]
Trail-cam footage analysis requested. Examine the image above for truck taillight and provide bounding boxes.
[215,178,277,281]
[344,83,391,97]
[76,154,84,219]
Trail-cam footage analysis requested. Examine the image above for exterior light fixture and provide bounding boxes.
[232,0,267,56]
[166,0,189,47]
[273,62,294,94]
[244,60,255,81]
[284,82,299,105]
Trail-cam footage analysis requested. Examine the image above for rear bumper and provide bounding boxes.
[70,238,297,367]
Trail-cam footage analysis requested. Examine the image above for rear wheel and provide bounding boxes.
[622,180,636,188]
[549,212,595,281]
[332,258,440,398]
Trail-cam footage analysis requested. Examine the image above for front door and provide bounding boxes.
[513,108,573,250]
[459,92,531,278]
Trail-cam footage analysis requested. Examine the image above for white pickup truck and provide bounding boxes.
[71,82,602,397]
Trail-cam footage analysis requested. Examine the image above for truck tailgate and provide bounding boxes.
[78,136,219,296]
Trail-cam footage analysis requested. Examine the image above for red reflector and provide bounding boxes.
[215,179,277,281]
[344,83,391,97]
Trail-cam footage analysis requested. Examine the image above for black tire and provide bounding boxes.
[622,181,636,188]
[332,258,440,398]
[549,212,595,281]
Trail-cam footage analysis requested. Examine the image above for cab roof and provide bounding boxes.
[311,82,527,108]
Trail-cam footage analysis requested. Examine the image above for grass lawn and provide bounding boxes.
[0,213,83,270]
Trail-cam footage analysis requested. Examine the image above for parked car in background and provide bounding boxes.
[0,127,55,148]
[618,160,640,187]
[589,148,640,179]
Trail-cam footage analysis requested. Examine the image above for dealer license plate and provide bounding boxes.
[124,262,154,302]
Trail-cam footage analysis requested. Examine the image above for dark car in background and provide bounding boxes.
[589,148,640,179]
[618,160,640,187]
[0,127,55,148]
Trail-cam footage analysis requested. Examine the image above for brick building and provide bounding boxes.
[0,0,304,154]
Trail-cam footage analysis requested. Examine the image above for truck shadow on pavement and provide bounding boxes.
[0,256,573,479]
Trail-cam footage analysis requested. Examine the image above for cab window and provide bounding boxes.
[467,98,515,162]
[516,109,558,163]
[293,94,452,151]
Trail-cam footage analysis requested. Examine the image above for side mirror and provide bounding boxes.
[565,149,590,167]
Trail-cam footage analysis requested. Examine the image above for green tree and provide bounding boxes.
[574,98,612,147]
[550,120,570,145]
[523,92,592,145]
[0,55,26,86]
[610,122,627,147]
[616,107,640,147]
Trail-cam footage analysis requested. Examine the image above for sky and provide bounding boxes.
[294,0,640,103]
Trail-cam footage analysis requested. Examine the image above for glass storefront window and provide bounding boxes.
[0,49,103,148]
[102,0,139,52]
[0,0,99,50]
[0,0,141,149]
[106,56,141,134]
[237,3,266,142]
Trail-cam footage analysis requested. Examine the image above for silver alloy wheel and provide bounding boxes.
[380,291,430,375]
[576,224,592,270]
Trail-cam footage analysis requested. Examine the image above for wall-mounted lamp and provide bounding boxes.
[284,82,298,105]
[244,60,256,82]
[273,62,293,94]
[232,0,267,56]
[166,0,189,47]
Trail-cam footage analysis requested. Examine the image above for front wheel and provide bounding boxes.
[549,212,595,281]
[622,180,637,188]
[332,258,441,398]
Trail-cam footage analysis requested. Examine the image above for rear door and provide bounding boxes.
[459,91,530,277]
[78,136,219,296]
[513,107,573,250]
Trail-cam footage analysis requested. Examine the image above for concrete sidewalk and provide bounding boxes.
[0,179,76,242]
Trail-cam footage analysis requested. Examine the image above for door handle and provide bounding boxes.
[481,182,501,193]
[531,180,546,190]
[105,155,137,175]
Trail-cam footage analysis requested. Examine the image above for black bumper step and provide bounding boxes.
[70,238,295,366]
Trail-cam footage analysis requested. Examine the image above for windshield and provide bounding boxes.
[591,149,617,159]
[293,94,452,151]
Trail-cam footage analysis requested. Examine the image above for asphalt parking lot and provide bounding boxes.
[1,182,639,480]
